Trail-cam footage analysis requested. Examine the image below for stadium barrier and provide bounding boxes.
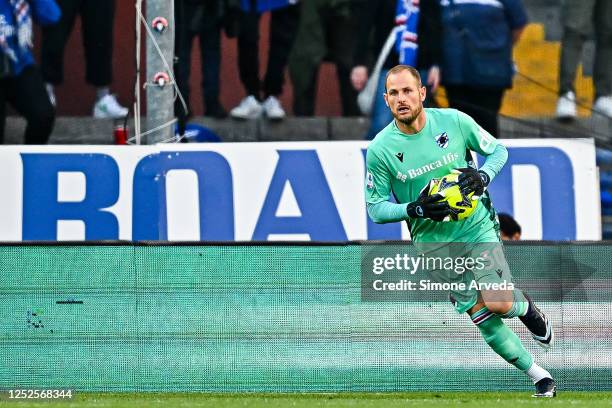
[1,241,610,392]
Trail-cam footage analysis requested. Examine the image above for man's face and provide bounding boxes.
[384,70,426,126]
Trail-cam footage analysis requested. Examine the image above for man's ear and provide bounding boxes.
[383,93,389,107]
[420,86,427,102]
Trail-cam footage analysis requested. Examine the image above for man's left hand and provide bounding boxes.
[453,167,489,197]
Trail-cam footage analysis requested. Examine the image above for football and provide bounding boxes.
[429,173,479,221]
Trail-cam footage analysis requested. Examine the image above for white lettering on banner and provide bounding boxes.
[0,139,601,241]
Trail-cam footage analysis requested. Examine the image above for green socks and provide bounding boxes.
[471,306,533,371]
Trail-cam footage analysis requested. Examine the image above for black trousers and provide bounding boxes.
[175,1,224,117]
[0,66,55,144]
[444,85,505,138]
[41,0,115,86]
[289,0,360,116]
[237,3,299,98]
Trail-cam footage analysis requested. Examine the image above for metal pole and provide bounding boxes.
[145,0,175,144]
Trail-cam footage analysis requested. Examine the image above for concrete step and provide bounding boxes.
[3,115,610,146]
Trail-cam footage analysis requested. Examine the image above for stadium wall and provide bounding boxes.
[1,241,610,392]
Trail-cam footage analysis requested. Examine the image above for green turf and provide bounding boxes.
[2,392,612,408]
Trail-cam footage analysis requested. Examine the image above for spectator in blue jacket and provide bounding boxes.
[0,0,60,144]
[439,0,527,138]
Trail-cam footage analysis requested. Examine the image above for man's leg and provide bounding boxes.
[468,302,556,397]
[593,0,612,99]
[40,0,80,86]
[82,0,127,118]
[481,288,553,349]
[559,0,595,96]
[7,66,56,145]
[475,240,553,349]
[454,239,556,396]
[327,1,359,117]
[264,4,300,98]
[289,0,325,116]
[199,5,226,118]
[174,1,197,120]
[81,0,115,88]
[237,7,261,98]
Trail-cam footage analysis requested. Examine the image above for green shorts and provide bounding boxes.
[417,230,514,314]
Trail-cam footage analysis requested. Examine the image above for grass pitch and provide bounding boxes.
[2,392,612,408]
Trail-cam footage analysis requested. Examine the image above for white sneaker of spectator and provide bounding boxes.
[230,95,263,119]
[93,94,129,119]
[593,95,612,118]
[555,91,577,120]
[263,95,286,120]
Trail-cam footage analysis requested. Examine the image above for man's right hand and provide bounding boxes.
[406,182,452,221]
[350,66,368,91]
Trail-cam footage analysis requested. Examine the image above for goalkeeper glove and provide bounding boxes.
[453,167,490,197]
[406,181,451,222]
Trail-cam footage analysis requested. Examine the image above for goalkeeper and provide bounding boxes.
[365,65,555,397]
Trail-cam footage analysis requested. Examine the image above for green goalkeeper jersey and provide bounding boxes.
[365,108,508,243]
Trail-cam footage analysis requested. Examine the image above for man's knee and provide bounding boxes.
[26,103,55,134]
[483,300,513,315]
[32,103,55,124]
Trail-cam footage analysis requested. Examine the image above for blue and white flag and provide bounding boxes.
[395,0,419,66]
[0,0,32,62]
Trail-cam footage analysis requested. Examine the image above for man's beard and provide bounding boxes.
[394,103,423,126]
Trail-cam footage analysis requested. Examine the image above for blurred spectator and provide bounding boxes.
[351,0,441,139]
[439,0,527,138]
[229,0,299,120]
[289,0,359,117]
[498,213,522,241]
[0,0,59,144]
[175,0,238,121]
[555,0,612,120]
[41,0,128,119]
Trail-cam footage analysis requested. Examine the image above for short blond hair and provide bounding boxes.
[385,65,422,91]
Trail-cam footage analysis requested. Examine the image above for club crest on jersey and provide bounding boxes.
[435,132,449,149]
[366,171,374,189]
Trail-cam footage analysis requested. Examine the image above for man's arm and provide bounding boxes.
[365,149,409,224]
[457,110,508,183]
[367,201,409,224]
[30,0,61,26]
[365,149,450,223]
[479,143,508,183]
